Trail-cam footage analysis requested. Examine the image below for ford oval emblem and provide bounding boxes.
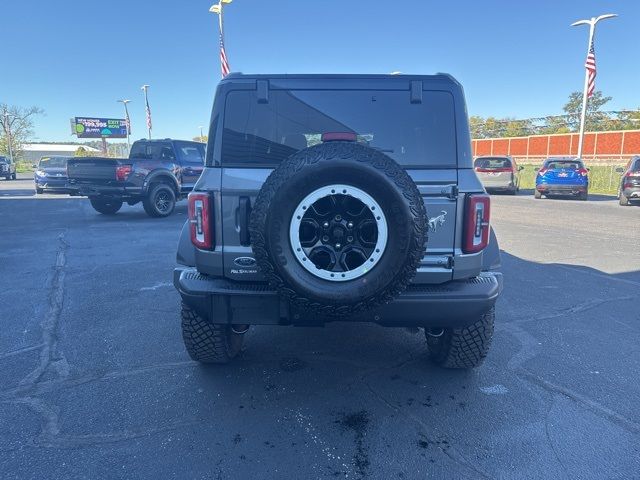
[234,257,257,268]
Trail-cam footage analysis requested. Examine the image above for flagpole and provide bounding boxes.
[210,0,232,78]
[571,14,617,160]
[141,84,151,140]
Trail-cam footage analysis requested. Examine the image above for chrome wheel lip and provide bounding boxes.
[289,184,388,282]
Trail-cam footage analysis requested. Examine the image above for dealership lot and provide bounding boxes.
[1,174,639,479]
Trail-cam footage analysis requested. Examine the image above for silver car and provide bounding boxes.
[474,156,522,195]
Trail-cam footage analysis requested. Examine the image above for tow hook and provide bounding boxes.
[426,328,445,338]
[231,325,250,335]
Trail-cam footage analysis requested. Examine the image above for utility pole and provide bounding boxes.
[117,99,132,151]
[199,126,204,142]
[571,14,617,159]
[141,85,152,140]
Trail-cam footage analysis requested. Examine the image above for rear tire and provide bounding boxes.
[143,183,176,218]
[11,173,16,180]
[426,307,495,369]
[90,197,123,215]
[578,191,588,201]
[534,190,542,199]
[619,191,630,206]
[36,188,44,194]
[181,302,245,364]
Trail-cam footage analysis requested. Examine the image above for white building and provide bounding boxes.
[21,143,101,163]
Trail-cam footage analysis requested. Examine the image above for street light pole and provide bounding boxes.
[117,99,132,151]
[571,14,617,159]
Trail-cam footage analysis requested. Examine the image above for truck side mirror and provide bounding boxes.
[518,166,524,171]
[615,167,624,173]
[32,164,37,169]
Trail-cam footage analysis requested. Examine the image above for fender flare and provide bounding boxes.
[144,170,180,195]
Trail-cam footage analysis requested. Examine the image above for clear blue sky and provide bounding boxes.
[1,0,638,142]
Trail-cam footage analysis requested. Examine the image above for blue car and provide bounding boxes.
[534,157,589,201]
[34,156,71,194]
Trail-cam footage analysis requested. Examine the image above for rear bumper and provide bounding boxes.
[67,183,143,198]
[622,187,640,198]
[536,183,587,194]
[173,267,503,328]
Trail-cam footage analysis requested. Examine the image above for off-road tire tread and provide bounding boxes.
[427,307,495,369]
[249,142,427,317]
[180,303,243,364]
[143,183,176,218]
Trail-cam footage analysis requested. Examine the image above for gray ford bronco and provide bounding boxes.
[173,73,503,368]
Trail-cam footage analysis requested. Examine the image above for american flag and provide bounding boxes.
[145,94,152,131]
[585,40,597,98]
[220,33,230,77]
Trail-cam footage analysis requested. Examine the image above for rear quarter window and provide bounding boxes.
[221,89,457,168]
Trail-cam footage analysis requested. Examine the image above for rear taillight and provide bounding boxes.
[463,194,491,254]
[115,165,132,181]
[188,192,213,249]
[577,168,589,176]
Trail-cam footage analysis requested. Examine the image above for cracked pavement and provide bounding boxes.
[1,176,639,479]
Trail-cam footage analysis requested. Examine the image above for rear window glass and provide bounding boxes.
[632,159,640,172]
[39,157,68,168]
[130,142,168,160]
[222,89,457,167]
[474,157,511,169]
[175,141,205,164]
[545,160,582,170]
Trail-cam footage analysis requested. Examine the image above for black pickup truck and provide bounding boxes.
[67,139,205,217]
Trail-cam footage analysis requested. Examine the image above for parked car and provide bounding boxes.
[173,73,503,369]
[34,156,71,194]
[473,155,522,194]
[617,156,640,206]
[67,139,205,217]
[535,157,589,200]
[0,156,17,180]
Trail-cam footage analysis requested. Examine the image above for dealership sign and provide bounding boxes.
[74,117,128,138]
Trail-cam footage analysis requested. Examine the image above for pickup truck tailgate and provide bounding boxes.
[67,157,121,182]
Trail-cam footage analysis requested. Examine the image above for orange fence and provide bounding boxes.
[472,130,640,164]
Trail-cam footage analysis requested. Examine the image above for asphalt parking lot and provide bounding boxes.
[1,174,639,479]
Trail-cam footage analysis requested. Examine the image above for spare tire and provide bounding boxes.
[249,141,428,316]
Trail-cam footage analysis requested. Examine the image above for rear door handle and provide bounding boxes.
[239,196,252,246]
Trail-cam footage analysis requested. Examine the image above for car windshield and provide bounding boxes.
[175,141,205,164]
[474,157,511,169]
[221,89,457,167]
[545,160,582,170]
[39,157,68,168]
[632,159,640,172]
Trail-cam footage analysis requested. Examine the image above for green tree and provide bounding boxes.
[0,104,44,160]
[563,91,611,132]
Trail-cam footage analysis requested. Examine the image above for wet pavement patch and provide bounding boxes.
[336,410,370,477]
[279,356,307,372]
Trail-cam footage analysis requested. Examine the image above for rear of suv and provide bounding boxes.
[535,157,589,200]
[174,74,503,369]
[618,156,640,206]
[474,155,522,194]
